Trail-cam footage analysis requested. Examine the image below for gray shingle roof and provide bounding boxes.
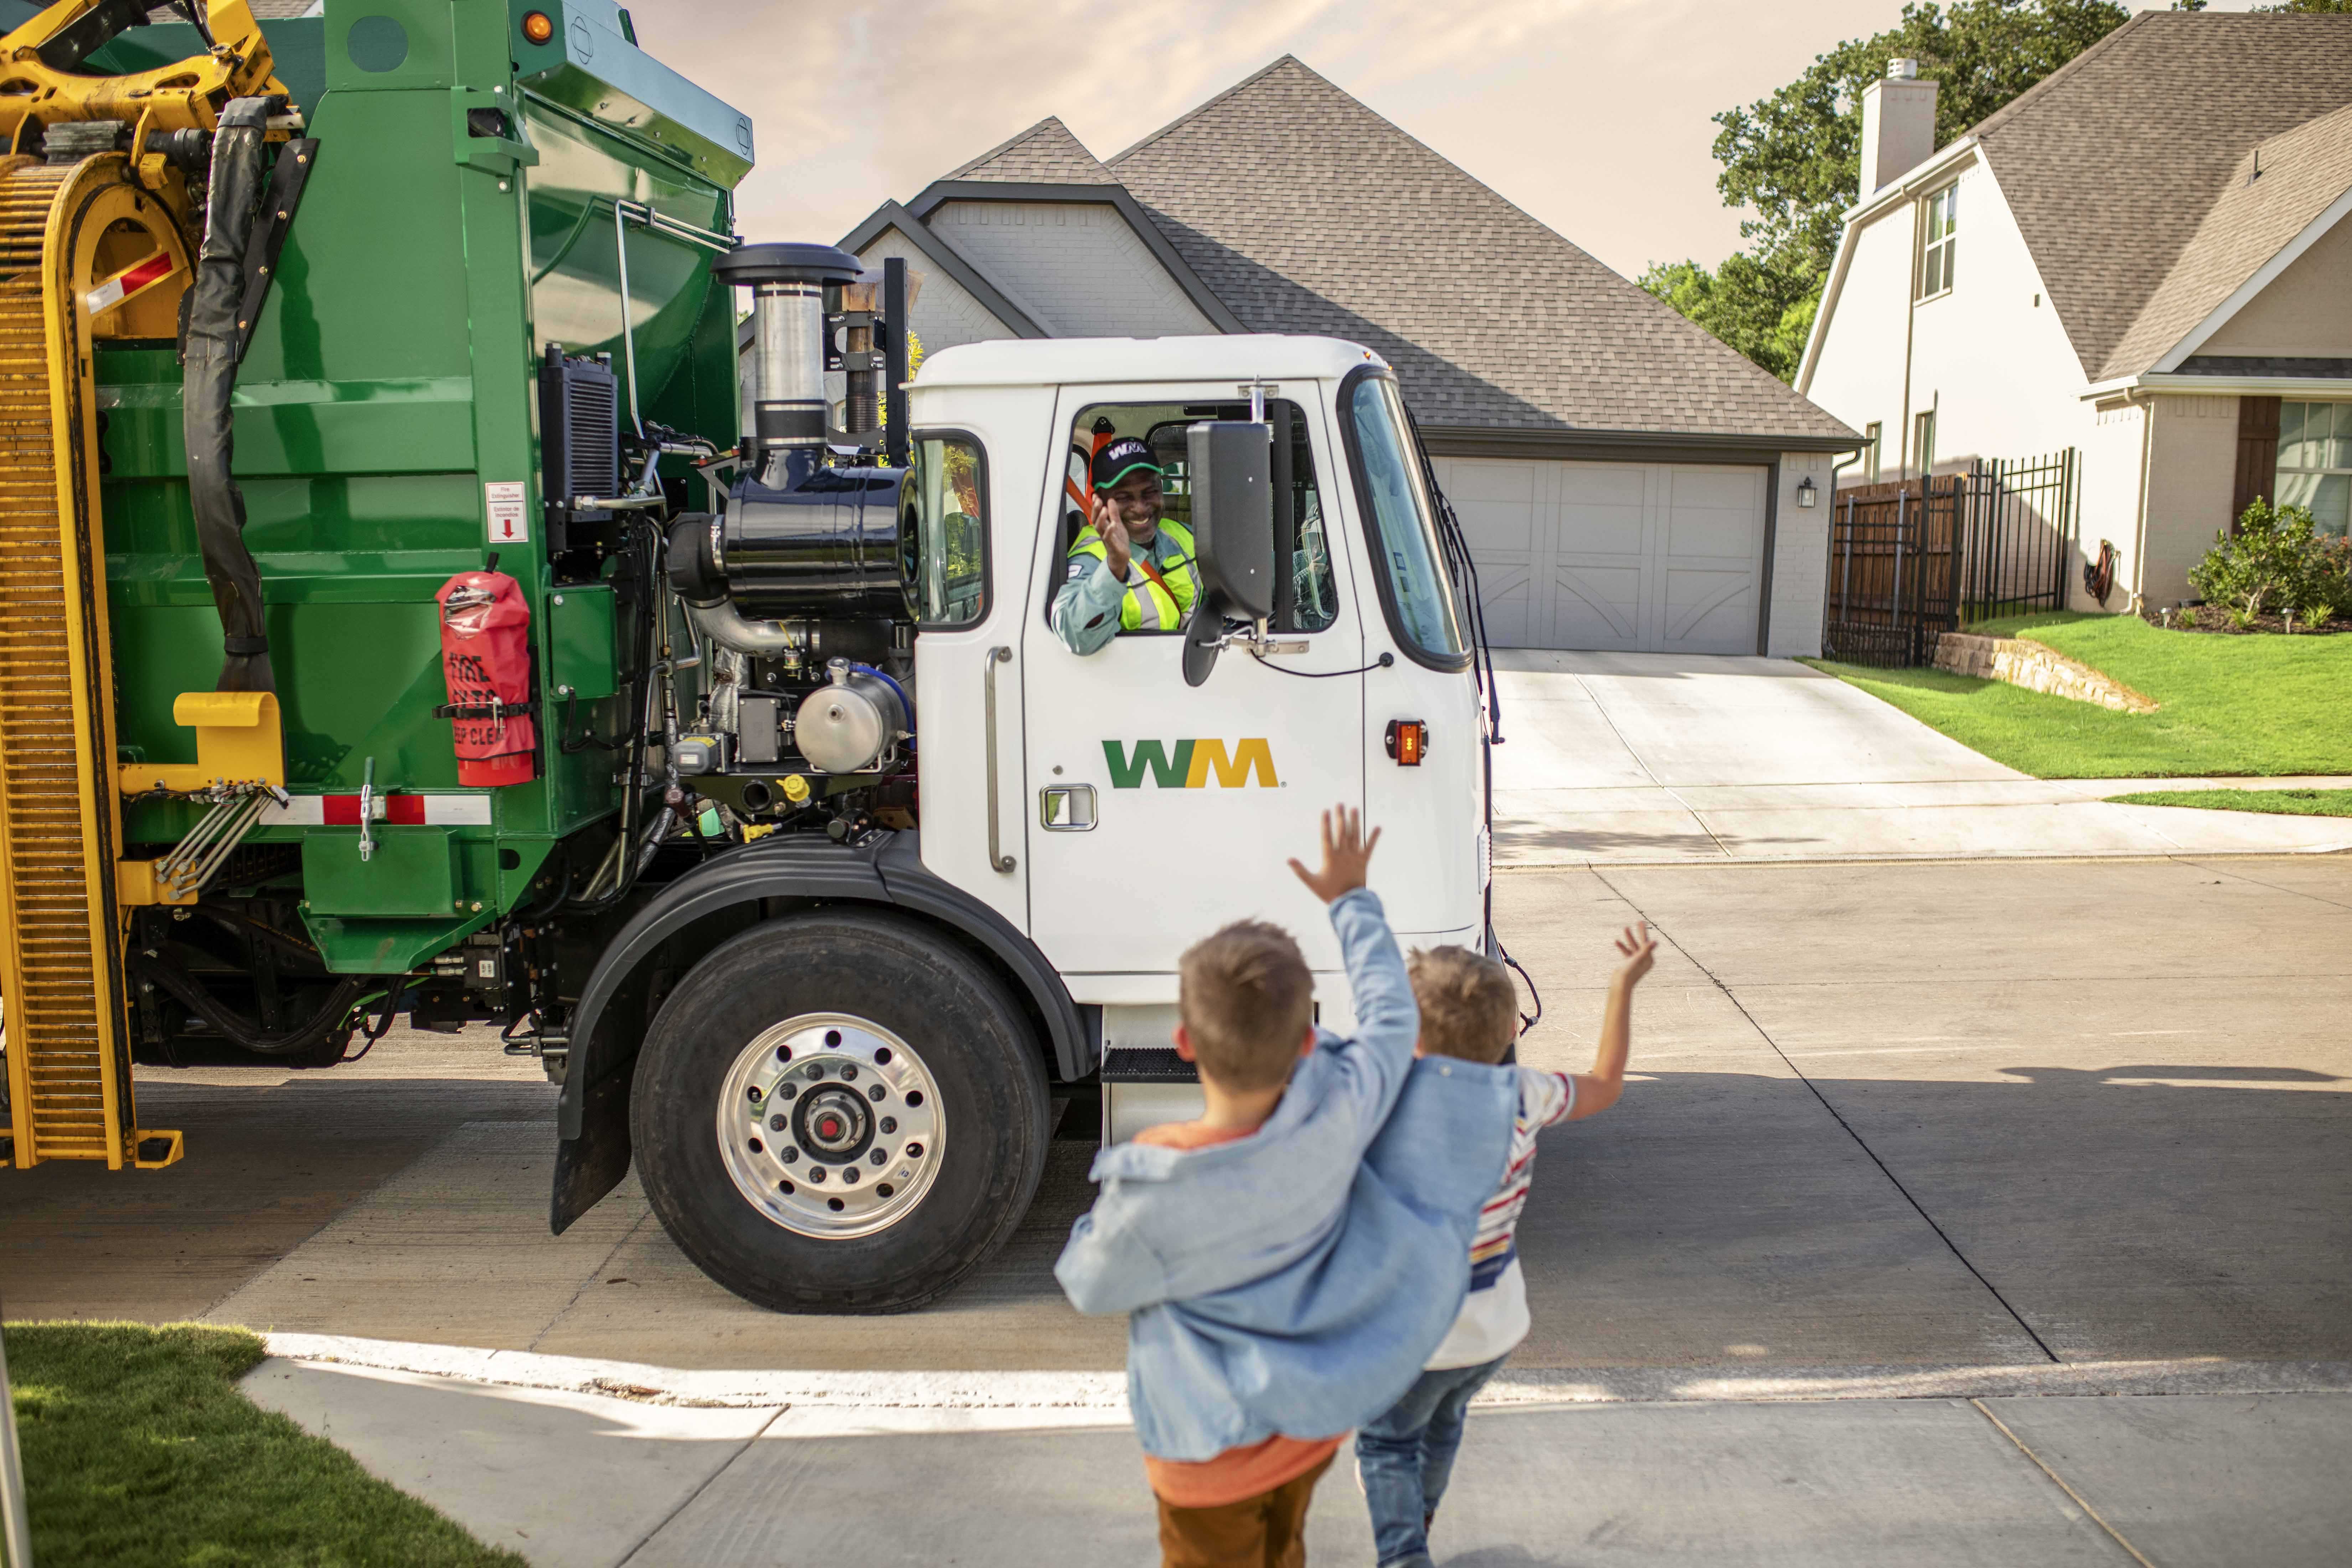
[1971,12,2352,382]
[1107,57,1852,442]
[946,116,1119,186]
[2101,102,2352,381]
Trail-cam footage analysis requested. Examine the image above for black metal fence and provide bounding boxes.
[1822,449,2078,667]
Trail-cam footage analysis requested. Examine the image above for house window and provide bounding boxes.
[1913,410,1936,476]
[2276,401,2351,536]
[1864,421,1883,483]
[1918,184,1958,299]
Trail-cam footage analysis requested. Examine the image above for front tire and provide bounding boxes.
[631,910,1051,1313]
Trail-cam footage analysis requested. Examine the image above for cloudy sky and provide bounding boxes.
[624,0,2249,283]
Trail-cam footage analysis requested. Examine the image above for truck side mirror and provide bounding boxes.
[1181,421,1275,687]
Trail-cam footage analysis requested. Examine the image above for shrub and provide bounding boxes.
[2189,499,2349,623]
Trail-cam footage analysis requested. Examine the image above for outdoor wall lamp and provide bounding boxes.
[1796,476,1819,508]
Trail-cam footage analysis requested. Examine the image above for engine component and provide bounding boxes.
[794,659,912,774]
[435,569,538,785]
[721,464,914,620]
[538,345,620,553]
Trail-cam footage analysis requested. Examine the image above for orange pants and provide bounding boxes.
[1155,1454,1335,1568]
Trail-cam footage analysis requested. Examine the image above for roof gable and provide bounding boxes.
[2105,102,2352,380]
[1973,12,2352,380]
[1109,57,1851,442]
[946,116,1119,186]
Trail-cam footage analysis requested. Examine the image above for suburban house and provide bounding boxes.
[829,57,1859,657]
[1801,12,2352,614]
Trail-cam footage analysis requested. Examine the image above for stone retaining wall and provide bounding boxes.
[1933,633,2158,713]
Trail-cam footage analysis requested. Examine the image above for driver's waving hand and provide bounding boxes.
[1051,436,1200,655]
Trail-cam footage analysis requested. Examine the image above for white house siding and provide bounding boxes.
[858,225,1019,358]
[1804,192,1918,476]
[1769,453,1833,657]
[1811,158,2095,479]
[2198,214,2352,357]
[2080,398,2149,609]
[2140,396,2240,608]
[931,201,1218,339]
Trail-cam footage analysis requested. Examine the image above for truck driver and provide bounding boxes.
[1051,435,1200,655]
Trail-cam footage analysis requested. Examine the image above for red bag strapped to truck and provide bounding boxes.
[434,563,537,786]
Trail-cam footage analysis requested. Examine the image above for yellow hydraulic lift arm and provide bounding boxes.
[0,1,293,1172]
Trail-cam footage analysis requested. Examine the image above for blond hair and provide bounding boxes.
[1178,920,1314,1092]
[1408,946,1518,1064]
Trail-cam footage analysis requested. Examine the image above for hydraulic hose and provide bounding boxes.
[130,948,367,1057]
[183,96,279,693]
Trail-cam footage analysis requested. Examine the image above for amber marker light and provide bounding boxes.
[521,11,554,43]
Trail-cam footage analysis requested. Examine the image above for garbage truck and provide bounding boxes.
[0,0,1504,1312]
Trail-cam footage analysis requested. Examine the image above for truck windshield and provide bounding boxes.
[1343,372,1466,666]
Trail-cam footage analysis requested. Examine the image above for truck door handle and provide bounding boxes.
[1040,784,1097,831]
[985,646,1015,872]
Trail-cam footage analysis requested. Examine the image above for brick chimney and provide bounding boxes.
[1858,58,1939,204]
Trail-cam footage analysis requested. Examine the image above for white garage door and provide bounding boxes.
[1432,457,1769,654]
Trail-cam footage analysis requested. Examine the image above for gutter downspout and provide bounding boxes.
[2128,388,2155,614]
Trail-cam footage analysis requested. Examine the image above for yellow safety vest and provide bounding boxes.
[1069,520,1199,631]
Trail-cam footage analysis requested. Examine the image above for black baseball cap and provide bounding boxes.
[1091,436,1163,492]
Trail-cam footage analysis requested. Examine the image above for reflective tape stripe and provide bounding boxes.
[264,794,494,825]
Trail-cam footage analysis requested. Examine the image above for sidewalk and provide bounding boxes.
[243,1337,2352,1567]
[1490,652,2352,865]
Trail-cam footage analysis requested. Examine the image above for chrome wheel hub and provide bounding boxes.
[716,1013,944,1238]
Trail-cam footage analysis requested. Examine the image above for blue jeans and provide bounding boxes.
[1353,1355,1508,1568]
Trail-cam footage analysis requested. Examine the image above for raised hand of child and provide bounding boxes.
[1288,804,1380,904]
[1612,922,1656,987]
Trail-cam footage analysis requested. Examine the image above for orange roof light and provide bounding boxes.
[521,11,554,43]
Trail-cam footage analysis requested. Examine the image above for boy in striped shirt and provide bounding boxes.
[1355,924,1657,1568]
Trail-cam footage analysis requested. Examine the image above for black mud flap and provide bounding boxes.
[551,1067,633,1235]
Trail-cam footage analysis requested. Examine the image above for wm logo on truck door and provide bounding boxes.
[1103,739,1280,788]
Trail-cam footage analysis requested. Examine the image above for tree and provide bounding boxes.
[1646,1,2129,382]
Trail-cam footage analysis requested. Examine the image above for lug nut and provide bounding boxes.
[779,1083,797,1101]
[843,1167,859,1184]
[869,1149,887,1166]
[880,1116,897,1134]
[867,1084,886,1102]
[805,1063,825,1079]
[841,1064,858,1082]
[808,1166,827,1183]
[769,1114,787,1131]
[781,1147,798,1163]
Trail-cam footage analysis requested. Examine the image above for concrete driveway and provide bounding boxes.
[1491,651,2352,865]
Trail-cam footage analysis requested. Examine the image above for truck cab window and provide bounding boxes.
[1341,371,1468,667]
[910,434,986,626]
[1052,399,1336,645]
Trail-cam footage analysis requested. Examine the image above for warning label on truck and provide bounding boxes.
[485,482,530,545]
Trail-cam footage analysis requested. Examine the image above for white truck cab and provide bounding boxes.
[907,336,1487,1138]
[558,278,1496,1315]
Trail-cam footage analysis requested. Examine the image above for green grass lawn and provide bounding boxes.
[2109,788,2352,817]
[1808,611,2352,778]
[7,1322,524,1568]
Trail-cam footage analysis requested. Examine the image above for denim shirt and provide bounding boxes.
[1054,889,1520,1460]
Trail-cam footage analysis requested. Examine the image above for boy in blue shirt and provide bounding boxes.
[1056,808,1520,1567]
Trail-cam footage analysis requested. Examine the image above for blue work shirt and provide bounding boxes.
[1054,889,1520,1460]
